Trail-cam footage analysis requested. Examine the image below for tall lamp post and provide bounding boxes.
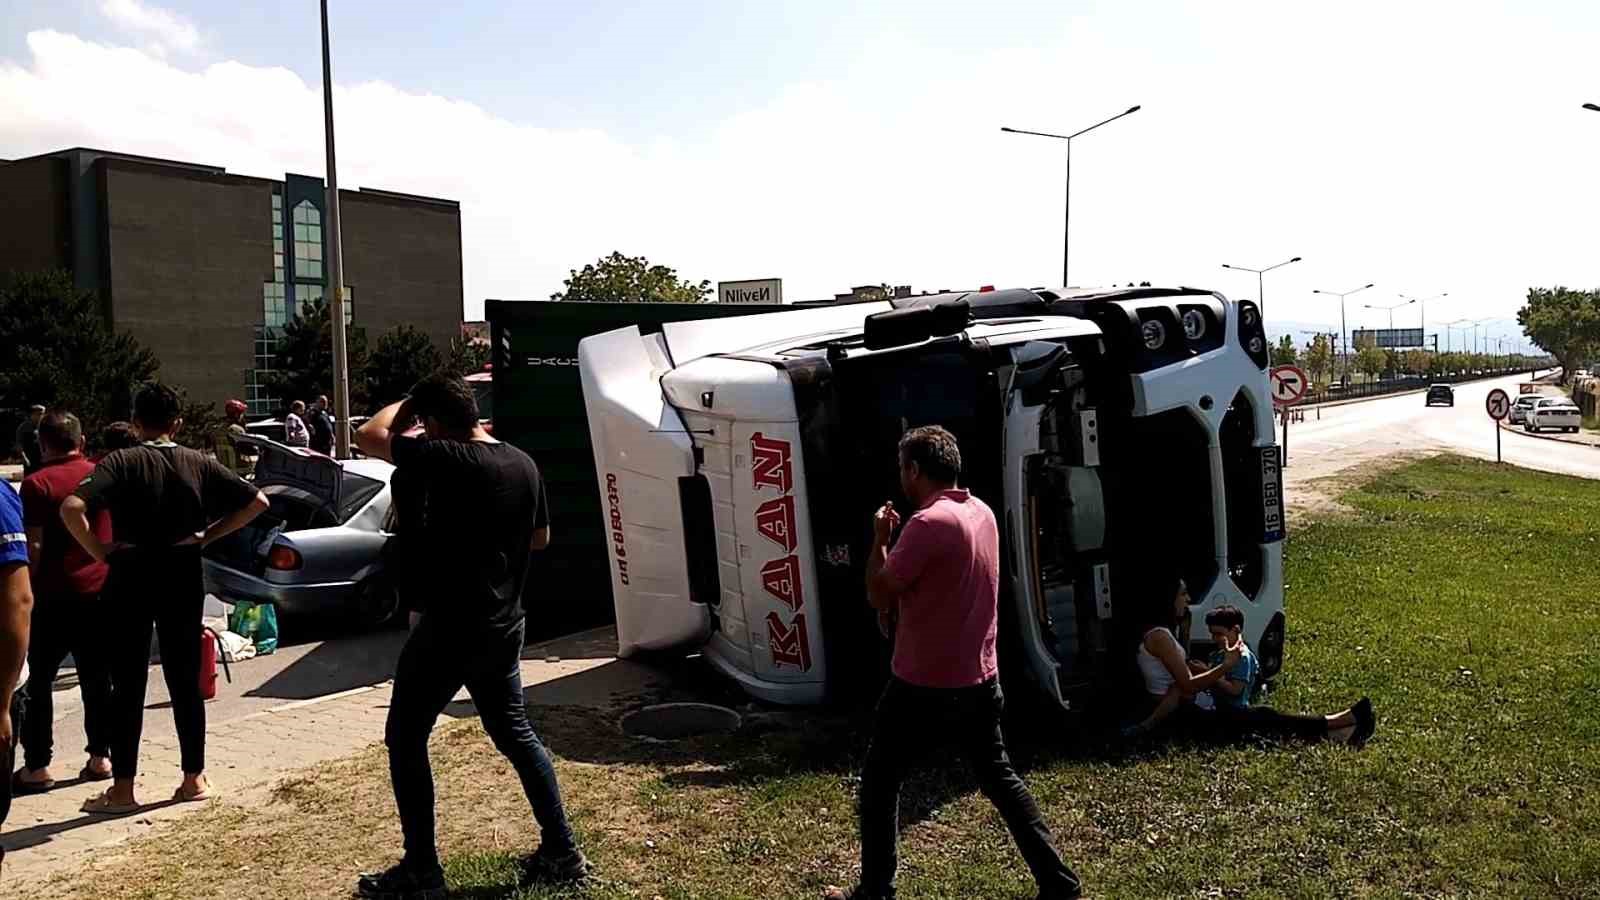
[320,0,352,458]
[1364,298,1416,330]
[1399,291,1447,349]
[1001,104,1142,286]
[1313,282,1375,384]
[1221,256,1302,328]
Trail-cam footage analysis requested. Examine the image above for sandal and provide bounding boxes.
[81,791,140,815]
[79,765,113,783]
[11,771,54,795]
[173,785,217,803]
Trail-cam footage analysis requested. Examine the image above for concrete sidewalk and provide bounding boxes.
[1,627,665,893]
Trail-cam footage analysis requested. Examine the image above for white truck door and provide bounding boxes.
[578,326,710,657]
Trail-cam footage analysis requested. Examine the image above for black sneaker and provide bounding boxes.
[355,862,447,900]
[520,845,591,885]
[1351,697,1377,748]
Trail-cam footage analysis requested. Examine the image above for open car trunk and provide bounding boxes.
[205,435,374,575]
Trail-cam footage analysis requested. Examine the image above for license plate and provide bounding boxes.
[1261,446,1285,543]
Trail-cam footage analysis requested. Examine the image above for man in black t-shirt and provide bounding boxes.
[353,373,585,899]
[61,383,267,815]
[309,394,335,456]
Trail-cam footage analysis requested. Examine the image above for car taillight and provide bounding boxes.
[267,545,302,571]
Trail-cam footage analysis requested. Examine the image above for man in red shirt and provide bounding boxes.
[14,411,114,792]
[827,426,1081,900]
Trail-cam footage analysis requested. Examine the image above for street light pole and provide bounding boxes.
[1399,291,1447,347]
[1222,256,1302,326]
[320,0,351,459]
[1364,298,1415,331]
[1001,104,1141,286]
[1313,282,1375,385]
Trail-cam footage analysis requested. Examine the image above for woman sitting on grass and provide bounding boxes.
[1126,572,1376,747]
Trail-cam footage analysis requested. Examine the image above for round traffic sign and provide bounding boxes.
[1485,388,1511,421]
[1270,365,1310,407]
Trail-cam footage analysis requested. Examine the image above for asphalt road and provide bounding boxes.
[1284,371,1600,484]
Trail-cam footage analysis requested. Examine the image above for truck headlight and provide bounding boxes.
[1141,319,1167,351]
[1182,309,1207,341]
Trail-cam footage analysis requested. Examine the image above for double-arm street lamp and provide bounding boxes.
[1399,291,1447,345]
[1312,282,1375,383]
[1001,104,1142,286]
[1221,256,1303,328]
[1363,298,1416,330]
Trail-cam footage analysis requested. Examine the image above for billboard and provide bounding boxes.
[1351,327,1425,350]
[718,278,783,304]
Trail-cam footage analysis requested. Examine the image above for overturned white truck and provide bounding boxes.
[578,286,1285,713]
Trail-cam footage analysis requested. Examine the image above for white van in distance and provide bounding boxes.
[578,286,1285,716]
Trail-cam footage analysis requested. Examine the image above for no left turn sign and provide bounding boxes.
[1270,365,1309,407]
[1485,388,1511,421]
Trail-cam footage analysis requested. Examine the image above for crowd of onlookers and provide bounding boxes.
[1,383,1378,899]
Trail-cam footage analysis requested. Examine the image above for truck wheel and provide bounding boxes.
[352,576,400,630]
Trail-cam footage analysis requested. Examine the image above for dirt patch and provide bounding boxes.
[1288,449,1438,523]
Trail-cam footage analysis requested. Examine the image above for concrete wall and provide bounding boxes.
[102,161,272,408]
[0,156,71,275]
[339,191,463,355]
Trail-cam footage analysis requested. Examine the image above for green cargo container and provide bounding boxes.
[485,299,788,639]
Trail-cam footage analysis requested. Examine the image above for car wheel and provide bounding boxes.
[351,575,400,630]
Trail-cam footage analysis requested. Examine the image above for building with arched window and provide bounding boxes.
[0,147,463,415]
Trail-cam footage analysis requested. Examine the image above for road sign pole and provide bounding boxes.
[1495,419,1501,464]
[1282,408,1289,466]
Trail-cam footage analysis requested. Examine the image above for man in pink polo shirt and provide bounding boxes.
[825,426,1081,900]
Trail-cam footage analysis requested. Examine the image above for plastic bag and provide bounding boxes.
[228,600,279,655]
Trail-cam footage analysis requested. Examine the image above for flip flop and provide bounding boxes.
[81,791,140,815]
[11,771,54,795]
[173,786,217,803]
[80,765,113,783]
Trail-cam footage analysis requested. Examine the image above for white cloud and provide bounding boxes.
[99,0,200,56]
[2,5,1598,350]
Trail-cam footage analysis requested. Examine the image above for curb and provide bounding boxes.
[1497,421,1600,449]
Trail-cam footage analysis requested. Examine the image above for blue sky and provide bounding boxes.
[2,0,1597,349]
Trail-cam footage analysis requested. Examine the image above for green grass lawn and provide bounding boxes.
[42,456,1600,899]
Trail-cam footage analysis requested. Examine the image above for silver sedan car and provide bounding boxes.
[203,435,400,627]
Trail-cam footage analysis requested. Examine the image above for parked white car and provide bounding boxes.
[1509,394,1542,425]
[1524,397,1581,433]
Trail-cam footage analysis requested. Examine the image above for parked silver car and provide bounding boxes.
[203,435,399,626]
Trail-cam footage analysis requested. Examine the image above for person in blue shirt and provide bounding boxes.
[1,482,36,851]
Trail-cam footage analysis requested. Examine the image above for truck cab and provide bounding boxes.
[579,286,1284,714]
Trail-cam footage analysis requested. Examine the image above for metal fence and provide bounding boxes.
[1299,369,1532,407]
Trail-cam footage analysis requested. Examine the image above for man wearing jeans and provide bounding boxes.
[355,373,585,900]
[826,426,1081,900]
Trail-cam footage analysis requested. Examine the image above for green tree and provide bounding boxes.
[1270,335,1298,367]
[266,299,369,411]
[1357,343,1387,379]
[1302,334,1333,385]
[176,397,225,454]
[550,251,711,303]
[366,324,443,411]
[0,269,159,437]
[446,334,490,376]
[1517,287,1600,383]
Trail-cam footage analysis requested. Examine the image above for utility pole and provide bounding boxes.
[320,0,351,459]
